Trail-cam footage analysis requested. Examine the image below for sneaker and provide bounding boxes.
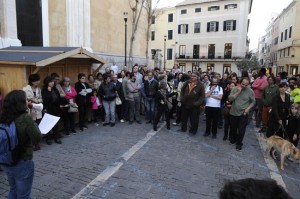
[83,125,88,129]
[103,122,110,126]
[110,123,115,127]
[79,127,84,131]
[95,123,99,126]
[172,122,180,126]
[120,119,125,123]
[236,145,242,151]
[71,129,77,134]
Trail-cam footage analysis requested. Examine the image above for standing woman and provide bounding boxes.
[42,76,62,144]
[75,73,92,131]
[0,90,41,199]
[98,75,117,126]
[23,74,43,150]
[266,82,291,138]
[61,77,77,134]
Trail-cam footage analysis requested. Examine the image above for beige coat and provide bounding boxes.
[23,85,43,120]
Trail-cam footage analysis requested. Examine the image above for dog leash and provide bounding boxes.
[274,124,291,142]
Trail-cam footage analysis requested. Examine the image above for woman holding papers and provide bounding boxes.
[0,90,41,199]
[42,76,62,145]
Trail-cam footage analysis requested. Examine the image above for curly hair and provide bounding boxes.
[0,90,28,124]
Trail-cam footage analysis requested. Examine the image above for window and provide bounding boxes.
[151,31,155,41]
[223,64,231,73]
[207,63,215,71]
[194,23,200,33]
[168,13,173,22]
[225,4,237,9]
[289,26,292,38]
[288,47,290,56]
[223,20,236,31]
[193,45,200,59]
[281,32,283,42]
[274,37,278,45]
[151,49,156,59]
[178,24,189,34]
[167,49,172,60]
[179,45,186,58]
[181,9,187,14]
[290,66,298,76]
[195,8,201,13]
[207,22,219,32]
[224,43,232,59]
[285,29,287,40]
[208,6,220,11]
[151,16,155,24]
[168,30,173,40]
[208,44,215,59]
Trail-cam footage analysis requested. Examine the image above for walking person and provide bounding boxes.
[180,72,205,135]
[203,77,223,139]
[228,78,255,151]
[75,73,92,131]
[1,90,41,199]
[98,75,117,126]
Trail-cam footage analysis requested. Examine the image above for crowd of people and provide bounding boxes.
[1,62,300,198]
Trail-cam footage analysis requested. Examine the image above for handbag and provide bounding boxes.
[68,103,78,113]
[116,96,122,105]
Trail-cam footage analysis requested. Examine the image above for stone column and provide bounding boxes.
[0,0,21,48]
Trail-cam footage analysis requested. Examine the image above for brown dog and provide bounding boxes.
[264,135,300,170]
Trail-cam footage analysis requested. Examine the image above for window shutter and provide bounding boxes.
[186,24,189,33]
[216,22,219,32]
[225,5,228,9]
[178,25,181,34]
[223,21,226,31]
[207,22,210,32]
[233,20,236,30]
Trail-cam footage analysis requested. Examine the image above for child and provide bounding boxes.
[286,103,300,147]
[91,89,101,126]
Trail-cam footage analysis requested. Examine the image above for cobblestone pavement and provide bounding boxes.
[1,115,300,199]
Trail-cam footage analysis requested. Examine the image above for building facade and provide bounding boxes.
[0,0,149,70]
[149,7,177,70]
[258,0,300,76]
[174,0,252,74]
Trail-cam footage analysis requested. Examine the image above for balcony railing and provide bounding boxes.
[175,53,245,60]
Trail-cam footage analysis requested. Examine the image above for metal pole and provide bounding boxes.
[124,12,128,67]
[164,35,166,71]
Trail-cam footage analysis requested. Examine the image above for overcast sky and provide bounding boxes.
[154,0,293,50]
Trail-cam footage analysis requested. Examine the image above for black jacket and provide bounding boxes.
[99,82,117,101]
[144,79,158,97]
[42,87,61,116]
[114,81,125,101]
[181,81,205,108]
[75,82,92,106]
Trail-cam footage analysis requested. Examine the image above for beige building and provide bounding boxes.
[0,0,149,71]
[174,0,253,74]
[277,0,300,75]
[149,7,177,70]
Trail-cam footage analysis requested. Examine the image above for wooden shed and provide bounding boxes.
[0,46,107,96]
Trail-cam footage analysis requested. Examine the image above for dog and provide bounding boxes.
[264,135,300,170]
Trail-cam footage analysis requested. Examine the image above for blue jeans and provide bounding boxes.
[3,160,35,199]
[146,97,155,121]
[103,100,116,123]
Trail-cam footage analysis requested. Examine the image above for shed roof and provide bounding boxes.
[0,46,107,66]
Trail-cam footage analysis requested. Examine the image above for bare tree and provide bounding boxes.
[143,0,160,67]
[128,0,146,69]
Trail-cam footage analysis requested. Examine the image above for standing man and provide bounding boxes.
[110,62,119,75]
[251,68,268,128]
[180,72,205,135]
[203,77,223,138]
[122,71,131,121]
[144,71,158,123]
[228,78,255,151]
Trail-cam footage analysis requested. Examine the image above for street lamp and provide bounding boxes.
[123,12,128,67]
[164,35,166,71]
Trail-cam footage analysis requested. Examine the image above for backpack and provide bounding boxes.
[0,122,21,166]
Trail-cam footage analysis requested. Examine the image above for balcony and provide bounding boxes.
[175,53,244,60]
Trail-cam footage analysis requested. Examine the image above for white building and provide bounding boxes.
[174,0,253,74]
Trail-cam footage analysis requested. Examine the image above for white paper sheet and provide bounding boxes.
[38,113,60,135]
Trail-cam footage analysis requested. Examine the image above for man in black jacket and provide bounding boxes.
[180,72,205,135]
[144,71,159,123]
